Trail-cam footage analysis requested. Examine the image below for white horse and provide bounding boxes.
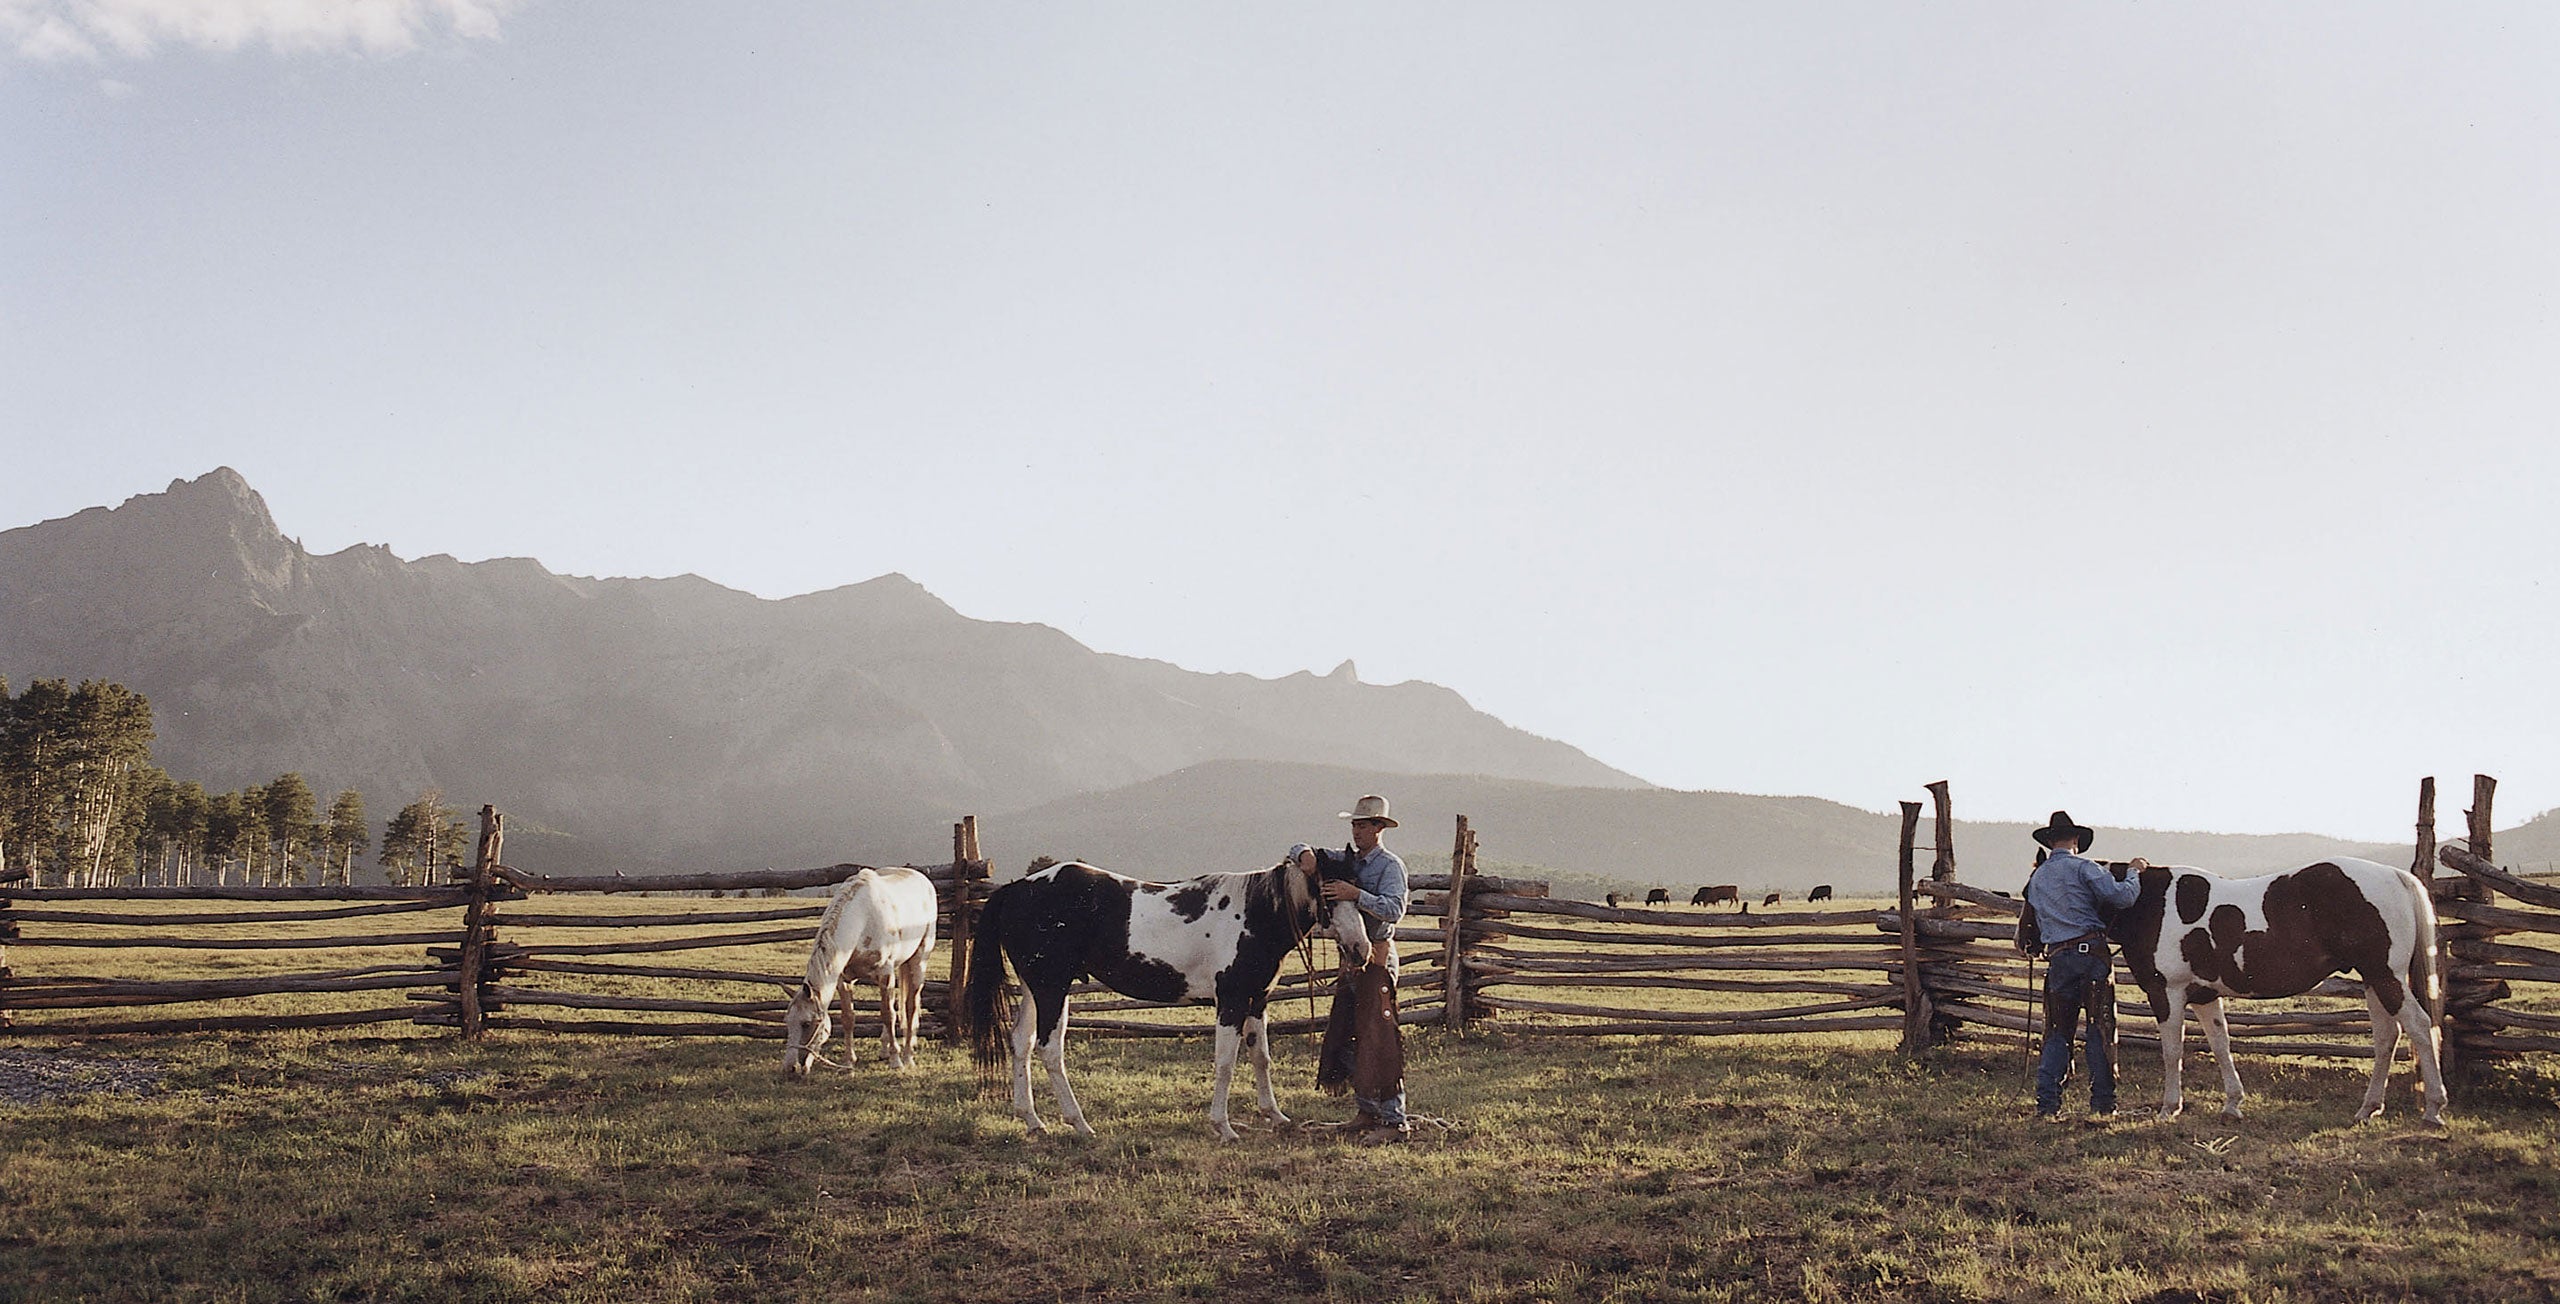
[783,866,940,1074]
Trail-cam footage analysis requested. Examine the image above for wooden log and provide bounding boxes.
[2452,1005,2560,1034]
[470,985,785,1019]
[1474,993,1900,1022]
[1898,799,1926,1054]
[495,903,829,929]
[506,957,815,987]
[1472,921,1900,950]
[9,1006,425,1035]
[512,927,816,958]
[1913,881,2022,914]
[3,899,462,927]
[2447,961,2560,985]
[15,929,468,951]
[2432,896,2560,935]
[1468,893,1878,929]
[1476,973,1897,997]
[2438,844,2560,912]
[1408,873,1545,897]
[1463,1015,1906,1038]
[2449,936,2560,968]
[1927,780,1956,882]
[1470,946,1901,972]
[11,885,468,902]
[1444,815,1472,1032]
[493,863,882,894]
[2466,1033,2560,1057]
[0,969,458,1009]
[460,1015,789,1039]
[1876,912,2019,942]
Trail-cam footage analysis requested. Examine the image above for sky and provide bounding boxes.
[4,2,2557,843]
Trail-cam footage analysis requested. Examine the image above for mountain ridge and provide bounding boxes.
[0,468,1645,873]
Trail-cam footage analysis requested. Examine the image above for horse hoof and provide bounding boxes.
[2155,1108,2182,1123]
[2220,1106,2245,1121]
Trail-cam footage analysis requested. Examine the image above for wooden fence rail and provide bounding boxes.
[10,780,2560,1092]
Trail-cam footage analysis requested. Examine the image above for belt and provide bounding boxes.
[2047,935,2105,954]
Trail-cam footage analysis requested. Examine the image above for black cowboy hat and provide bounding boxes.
[2031,810,2096,851]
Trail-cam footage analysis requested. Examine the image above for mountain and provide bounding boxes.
[0,469,1644,874]
[995,759,2411,898]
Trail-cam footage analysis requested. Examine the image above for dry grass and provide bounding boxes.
[5,897,2560,1301]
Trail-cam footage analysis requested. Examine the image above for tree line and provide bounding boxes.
[0,676,468,889]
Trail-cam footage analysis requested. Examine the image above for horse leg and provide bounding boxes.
[1246,1014,1289,1125]
[2355,986,2398,1123]
[2195,996,2244,1120]
[835,974,862,1072]
[1010,990,1047,1134]
[878,973,902,1070]
[1038,995,1094,1137]
[2156,987,2189,1121]
[1209,1020,1244,1142]
[897,949,929,1068]
[2399,987,2449,1126]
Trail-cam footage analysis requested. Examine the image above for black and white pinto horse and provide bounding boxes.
[965,857,1370,1140]
[783,867,940,1074]
[2108,856,2446,1124]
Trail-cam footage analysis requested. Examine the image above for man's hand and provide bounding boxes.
[1322,879,1361,903]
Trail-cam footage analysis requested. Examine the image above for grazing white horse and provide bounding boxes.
[2109,856,2446,1124]
[784,867,940,1074]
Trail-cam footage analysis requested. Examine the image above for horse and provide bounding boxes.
[965,856,1370,1140]
[782,867,940,1074]
[1691,884,1739,907]
[1808,884,1834,902]
[2106,856,2446,1124]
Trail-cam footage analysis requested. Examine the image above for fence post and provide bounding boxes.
[456,805,502,1041]
[1443,814,1474,1032]
[2440,775,2498,1091]
[945,816,980,1043]
[0,862,22,1030]
[1897,800,1928,1054]
[2414,777,2443,1041]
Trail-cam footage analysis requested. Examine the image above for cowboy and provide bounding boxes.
[2023,810,2140,1121]
[1291,794,1412,1144]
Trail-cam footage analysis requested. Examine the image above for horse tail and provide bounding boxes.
[965,882,1015,1076]
[2407,870,2441,1020]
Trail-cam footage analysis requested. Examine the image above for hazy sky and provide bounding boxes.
[5,3,2556,842]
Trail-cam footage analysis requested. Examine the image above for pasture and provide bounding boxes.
[7,891,2560,1301]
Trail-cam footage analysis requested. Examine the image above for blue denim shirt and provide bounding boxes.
[2024,850,2139,943]
[1288,841,1409,941]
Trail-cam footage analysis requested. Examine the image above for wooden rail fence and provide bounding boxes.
[7,779,2559,1101]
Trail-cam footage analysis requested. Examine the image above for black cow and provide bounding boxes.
[1645,888,1671,906]
[1761,892,1781,908]
[1808,884,1834,902]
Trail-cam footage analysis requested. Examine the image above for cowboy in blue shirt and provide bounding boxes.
[1291,794,1411,1142]
[2023,811,2139,1121]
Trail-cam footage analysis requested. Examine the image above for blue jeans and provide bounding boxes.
[2035,944,2117,1115]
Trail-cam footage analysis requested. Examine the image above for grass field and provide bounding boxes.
[6,897,2560,1301]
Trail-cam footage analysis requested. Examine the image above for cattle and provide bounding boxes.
[1691,884,1739,907]
[1762,892,1782,908]
[2107,856,2446,1124]
[1605,892,1623,908]
[1645,888,1671,906]
[1808,884,1834,902]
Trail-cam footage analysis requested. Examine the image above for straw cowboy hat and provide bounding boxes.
[2031,810,2096,851]
[1339,795,1399,827]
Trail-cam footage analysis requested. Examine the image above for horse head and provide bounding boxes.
[782,979,832,1075]
[1308,850,1374,968]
